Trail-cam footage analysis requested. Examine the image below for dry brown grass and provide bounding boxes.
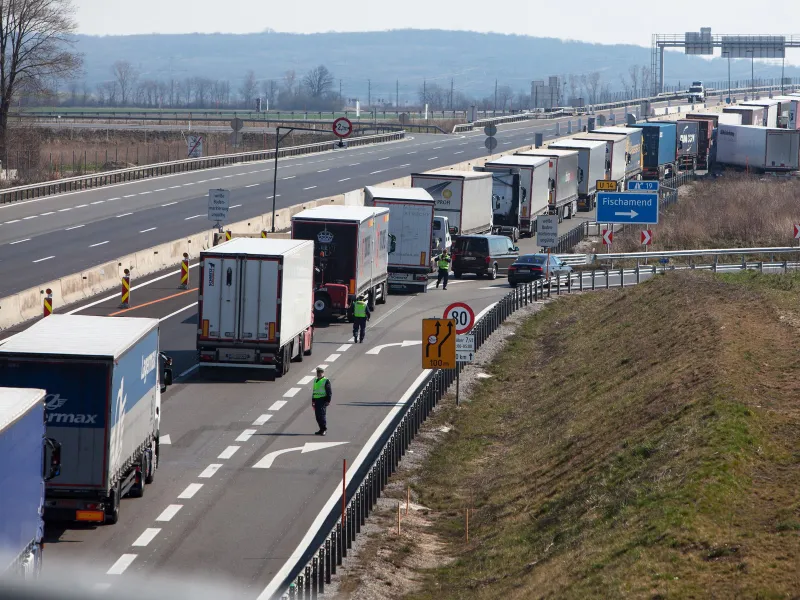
[588,175,800,255]
[403,271,800,599]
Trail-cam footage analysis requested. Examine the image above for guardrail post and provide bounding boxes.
[319,548,326,592]
[338,521,345,561]
[605,269,610,289]
[759,261,763,273]
[326,538,334,578]
[636,266,640,285]
[305,566,311,597]
[556,275,561,296]
[619,268,624,287]
[311,558,318,598]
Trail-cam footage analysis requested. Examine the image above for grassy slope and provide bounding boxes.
[408,271,800,599]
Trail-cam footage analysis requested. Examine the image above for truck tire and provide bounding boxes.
[145,441,156,484]
[130,453,147,498]
[376,284,387,305]
[105,483,120,525]
[368,288,376,311]
[313,293,332,321]
[453,271,462,279]
[292,336,304,363]
[275,344,291,377]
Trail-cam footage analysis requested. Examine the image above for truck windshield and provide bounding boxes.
[689,87,703,93]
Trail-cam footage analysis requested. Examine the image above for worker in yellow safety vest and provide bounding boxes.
[436,251,451,290]
[351,295,371,344]
[312,366,332,436]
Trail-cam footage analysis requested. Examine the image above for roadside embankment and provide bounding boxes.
[337,270,800,599]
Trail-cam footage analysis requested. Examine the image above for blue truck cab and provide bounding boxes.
[631,122,677,180]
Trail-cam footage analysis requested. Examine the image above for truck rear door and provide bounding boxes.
[201,254,241,340]
[766,132,800,170]
[240,258,280,342]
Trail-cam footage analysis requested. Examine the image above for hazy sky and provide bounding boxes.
[75,0,800,48]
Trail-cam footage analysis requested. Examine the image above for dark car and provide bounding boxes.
[451,235,519,280]
[507,253,573,287]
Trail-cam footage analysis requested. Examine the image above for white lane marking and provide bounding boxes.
[116,212,133,218]
[57,208,72,212]
[348,163,361,166]
[378,156,389,161]
[303,186,317,190]
[196,180,208,184]
[257,368,431,599]
[503,141,512,145]
[283,387,301,398]
[160,434,172,444]
[75,204,88,208]
[459,142,468,145]
[65,224,84,230]
[32,256,55,263]
[177,483,203,499]
[297,375,314,385]
[178,364,199,379]
[23,215,36,220]
[230,204,242,209]
[407,151,417,154]
[90,200,104,205]
[162,201,177,207]
[199,464,223,478]
[433,146,442,150]
[156,504,182,522]
[132,528,161,547]
[218,446,240,459]
[245,183,259,188]
[107,554,137,575]
[454,151,464,155]
[369,170,386,175]
[236,429,257,442]
[185,214,204,220]
[338,178,351,182]
[282,176,296,180]
[5,219,20,223]
[210,177,221,181]
[337,344,352,352]
[140,227,157,233]
[369,296,414,328]
[475,301,499,321]
[89,241,109,247]
[427,279,469,289]
[253,414,272,426]
[398,163,411,168]
[324,353,341,362]
[169,185,181,189]
[268,401,287,411]
[428,157,438,160]
[9,238,30,245]
[266,195,281,199]
[183,182,195,186]
[154,189,167,192]
[159,301,198,325]
[318,168,330,172]
[123,194,136,198]
[40,211,55,215]
[139,191,151,195]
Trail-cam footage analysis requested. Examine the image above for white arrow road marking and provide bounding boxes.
[253,442,349,469]
[615,210,638,218]
[366,340,423,355]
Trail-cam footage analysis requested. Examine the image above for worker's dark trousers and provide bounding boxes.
[353,317,367,342]
[314,401,329,431]
[437,268,449,288]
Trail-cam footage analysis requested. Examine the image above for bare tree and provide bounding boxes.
[628,65,640,98]
[302,65,334,98]
[0,0,82,154]
[111,60,138,106]
[81,81,90,104]
[239,70,257,107]
[567,74,580,105]
[640,66,652,97]
[497,85,513,111]
[283,70,296,97]
[586,72,601,104]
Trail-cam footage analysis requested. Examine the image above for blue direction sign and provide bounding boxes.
[596,192,659,225]
[627,180,660,192]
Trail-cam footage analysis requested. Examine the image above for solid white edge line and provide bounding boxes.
[155,504,182,522]
[107,554,137,575]
[257,368,431,600]
[159,302,198,323]
[131,528,161,547]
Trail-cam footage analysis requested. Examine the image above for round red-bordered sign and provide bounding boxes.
[443,302,475,334]
[333,117,353,138]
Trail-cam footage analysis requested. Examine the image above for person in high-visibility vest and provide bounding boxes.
[436,251,451,290]
[312,366,332,436]
[351,295,371,344]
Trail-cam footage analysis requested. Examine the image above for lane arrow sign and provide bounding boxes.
[794,224,800,240]
[602,229,613,245]
[641,229,653,246]
[614,210,639,219]
[366,340,422,355]
[253,441,348,469]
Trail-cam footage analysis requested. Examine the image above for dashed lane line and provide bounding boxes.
[132,528,161,547]
[253,415,272,426]
[236,429,256,442]
[156,505,182,522]
[324,353,341,362]
[268,401,287,411]
[177,483,203,499]
[218,446,240,459]
[107,554,137,575]
[199,464,223,478]
[283,388,301,398]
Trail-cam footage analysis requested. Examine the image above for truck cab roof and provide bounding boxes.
[203,238,313,257]
[516,148,578,158]
[412,169,493,180]
[483,155,549,168]
[0,314,158,359]
[292,205,389,223]
[0,387,45,431]
[365,186,434,202]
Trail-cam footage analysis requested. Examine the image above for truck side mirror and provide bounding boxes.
[43,437,61,482]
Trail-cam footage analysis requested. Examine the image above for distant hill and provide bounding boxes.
[72,29,799,103]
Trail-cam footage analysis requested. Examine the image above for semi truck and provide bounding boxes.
[410,170,493,237]
[715,124,800,172]
[675,119,700,170]
[679,117,714,169]
[514,149,579,222]
[0,388,61,578]
[687,112,743,127]
[547,139,606,211]
[723,105,763,126]
[0,315,172,525]
[197,238,315,376]
[365,186,435,293]
[475,155,549,239]
[573,132,628,188]
[741,99,779,128]
[291,205,389,320]
[631,122,678,180]
[593,126,645,181]
[773,96,800,129]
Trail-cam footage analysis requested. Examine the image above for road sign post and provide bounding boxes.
[443,302,475,335]
[455,333,475,407]
[333,117,353,139]
[596,192,659,225]
[208,189,230,230]
[536,215,559,279]
[794,224,800,247]
[422,318,456,370]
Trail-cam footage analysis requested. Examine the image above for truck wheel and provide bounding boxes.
[313,293,332,321]
[376,284,387,305]
[304,330,314,356]
[145,441,156,484]
[453,272,462,279]
[130,454,147,498]
[276,344,291,377]
[105,484,120,525]
[368,288,376,311]
[292,337,304,363]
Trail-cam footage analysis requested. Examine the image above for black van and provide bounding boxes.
[451,235,519,280]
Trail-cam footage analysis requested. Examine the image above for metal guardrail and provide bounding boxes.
[594,246,800,262]
[452,109,567,133]
[274,255,800,598]
[0,131,405,205]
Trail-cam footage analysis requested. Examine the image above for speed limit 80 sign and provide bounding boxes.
[443,302,475,335]
[333,117,353,138]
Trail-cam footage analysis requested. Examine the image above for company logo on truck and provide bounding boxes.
[421,181,454,206]
[720,128,735,138]
[208,262,216,287]
[317,229,334,244]
[141,350,157,383]
[109,378,127,470]
[44,393,99,425]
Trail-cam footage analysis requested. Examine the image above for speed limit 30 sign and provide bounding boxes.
[333,117,353,138]
[443,302,475,335]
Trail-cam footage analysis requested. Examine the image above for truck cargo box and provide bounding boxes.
[716,124,800,172]
[410,170,493,236]
[741,100,779,128]
[365,186,435,292]
[198,238,315,371]
[291,205,389,318]
[478,155,549,236]
[548,138,607,209]
[675,120,700,169]
[723,105,763,126]
[772,96,800,129]
[592,126,644,179]
[572,132,628,184]
[0,315,164,524]
[631,122,678,178]
[514,149,579,221]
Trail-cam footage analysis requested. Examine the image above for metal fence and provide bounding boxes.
[0,131,405,205]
